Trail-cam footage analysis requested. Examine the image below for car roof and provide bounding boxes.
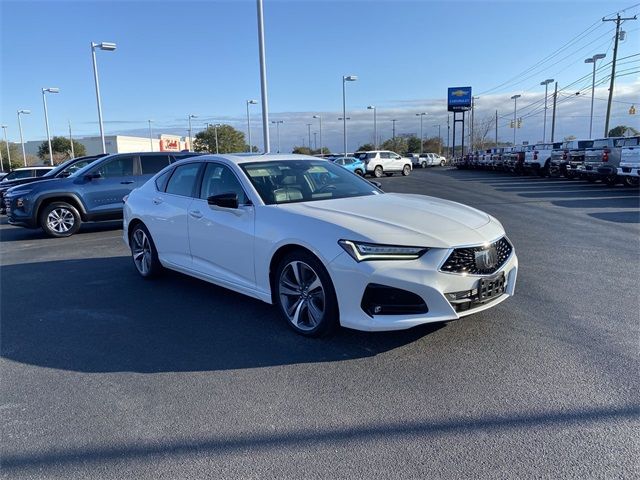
[181,153,325,165]
[13,166,53,170]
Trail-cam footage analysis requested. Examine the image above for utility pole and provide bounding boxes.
[470,96,478,152]
[550,82,558,142]
[495,110,498,147]
[68,121,75,158]
[447,115,450,157]
[603,13,637,136]
[391,119,397,141]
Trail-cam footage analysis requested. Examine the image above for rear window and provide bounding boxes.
[592,139,610,148]
[353,152,375,160]
[577,140,594,149]
[615,137,639,147]
[165,162,201,197]
[141,155,171,174]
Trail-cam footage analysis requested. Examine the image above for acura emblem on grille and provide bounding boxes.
[475,247,498,270]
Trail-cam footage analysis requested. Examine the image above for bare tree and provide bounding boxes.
[472,115,496,150]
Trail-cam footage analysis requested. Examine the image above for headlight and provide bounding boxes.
[338,239,428,262]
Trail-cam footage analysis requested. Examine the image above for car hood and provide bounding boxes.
[277,193,501,248]
[0,176,55,191]
[5,177,70,195]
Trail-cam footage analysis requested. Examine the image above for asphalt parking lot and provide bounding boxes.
[1,168,639,479]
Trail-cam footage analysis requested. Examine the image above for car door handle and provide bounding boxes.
[152,197,163,205]
[189,210,203,219]
[120,180,135,184]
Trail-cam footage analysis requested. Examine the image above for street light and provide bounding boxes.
[416,112,427,154]
[434,124,442,155]
[148,120,153,151]
[1,125,9,171]
[540,79,554,142]
[17,109,31,166]
[367,106,377,149]
[271,120,284,153]
[510,95,521,145]
[187,114,197,152]
[313,115,322,154]
[313,132,317,151]
[585,53,606,138]
[342,75,357,155]
[91,41,117,154]
[246,99,258,152]
[42,87,60,166]
[306,123,312,152]
[391,119,397,141]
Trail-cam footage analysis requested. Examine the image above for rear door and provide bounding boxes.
[138,154,173,185]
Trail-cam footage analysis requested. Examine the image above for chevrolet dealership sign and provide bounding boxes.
[448,87,472,112]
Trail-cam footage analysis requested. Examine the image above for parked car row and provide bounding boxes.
[454,136,640,187]
[406,152,447,168]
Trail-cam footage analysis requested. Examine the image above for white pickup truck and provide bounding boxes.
[523,142,563,176]
[617,136,640,187]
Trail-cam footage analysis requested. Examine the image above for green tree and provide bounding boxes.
[193,124,250,153]
[608,125,639,137]
[357,143,375,152]
[292,146,312,155]
[406,136,421,153]
[380,137,408,154]
[0,141,23,170]
[38,137,86,163]
[422,136,442,154]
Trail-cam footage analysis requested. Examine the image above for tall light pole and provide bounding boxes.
[17,109,31,166]
[342,75,357,155]
[1,125,10,169]
[256,0,270,153]
[313,132,317,151]
[584,54,606,138]
[306,123,312,152]
[271,120,283,153]
[313,115,322,154]
[187,114,197,152]
[540,79,554,142]
[91,41,117,154]
[367,106,377,149]
[41,87,60,165]
[68,120,75,158]
[246,99,257,152]
[213,124,221,154]
[434,124,442,155]
[391,119,397,141]
[416,112,426,154]
[510,95,521,145]
[148,119,154,151]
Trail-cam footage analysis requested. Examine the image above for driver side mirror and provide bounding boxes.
[207,192,238,209]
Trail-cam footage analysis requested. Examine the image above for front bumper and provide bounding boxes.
[328,246,518,331]
[4,196,38,228]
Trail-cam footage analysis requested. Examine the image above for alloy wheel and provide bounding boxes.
[46,208,75,233]
[132,228,152,275]
[278,260,326,332]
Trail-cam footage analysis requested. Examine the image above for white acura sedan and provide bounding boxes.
[123,154,517,336]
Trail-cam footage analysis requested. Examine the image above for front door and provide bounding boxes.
[188,162,256,290]
[82,155,137,216]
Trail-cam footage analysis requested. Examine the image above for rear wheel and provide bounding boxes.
[40,202,81,238]
[623,176,639,187]
[275,251,338,337]
[421,161,427,168]
[374,166,383,178]
[354,169,363,176]
[402,165,411,176]
[129,223,162,278]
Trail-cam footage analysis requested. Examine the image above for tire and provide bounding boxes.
[440,160,445,167]
[421,161,427,168]
[39,201,81,238]
[623,176,639,187]
[402,165,411,176]
[275,251,339,337]
[129,223,163,278]
[374,166,383,178]
[605,175,618,187]
[354,169,364,176]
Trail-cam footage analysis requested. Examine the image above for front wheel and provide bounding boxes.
[129,223,163,278]
[354,169,364,176]
[421,161,427,168]
[275,252,339,337]
[40,202,81,238]
[440,160,445,167]
[402,165,411,176]
[373,166,383,178]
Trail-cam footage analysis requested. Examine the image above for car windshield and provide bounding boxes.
[43,157,95,177]
[2,170,40,181]
[241,159,380,205]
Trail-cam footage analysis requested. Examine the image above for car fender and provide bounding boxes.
[34,192,89,219]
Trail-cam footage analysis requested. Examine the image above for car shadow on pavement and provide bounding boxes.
[0,257,444,374]
[0,220,122,242]
[588,211,640,224]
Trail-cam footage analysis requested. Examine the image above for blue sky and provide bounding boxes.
[2,0,639,153]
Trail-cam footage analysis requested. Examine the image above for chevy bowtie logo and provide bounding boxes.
[475,247,498,270]
[451,90,468,97]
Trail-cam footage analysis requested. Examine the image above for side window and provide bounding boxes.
[155,169,172,192]
[95,156,134,178]
[140,155,171,175]
[199,163,248,204]
[63,160,92,176]
[380,152,390,159]
[36,169,49,177]
[336,159,344,165]
[165,162,201,197]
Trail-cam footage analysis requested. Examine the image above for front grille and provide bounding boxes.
[440,237,513,275]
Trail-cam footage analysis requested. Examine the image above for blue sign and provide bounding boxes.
[448,87,472,112]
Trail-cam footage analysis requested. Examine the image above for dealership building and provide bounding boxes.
[23,134,191,157]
